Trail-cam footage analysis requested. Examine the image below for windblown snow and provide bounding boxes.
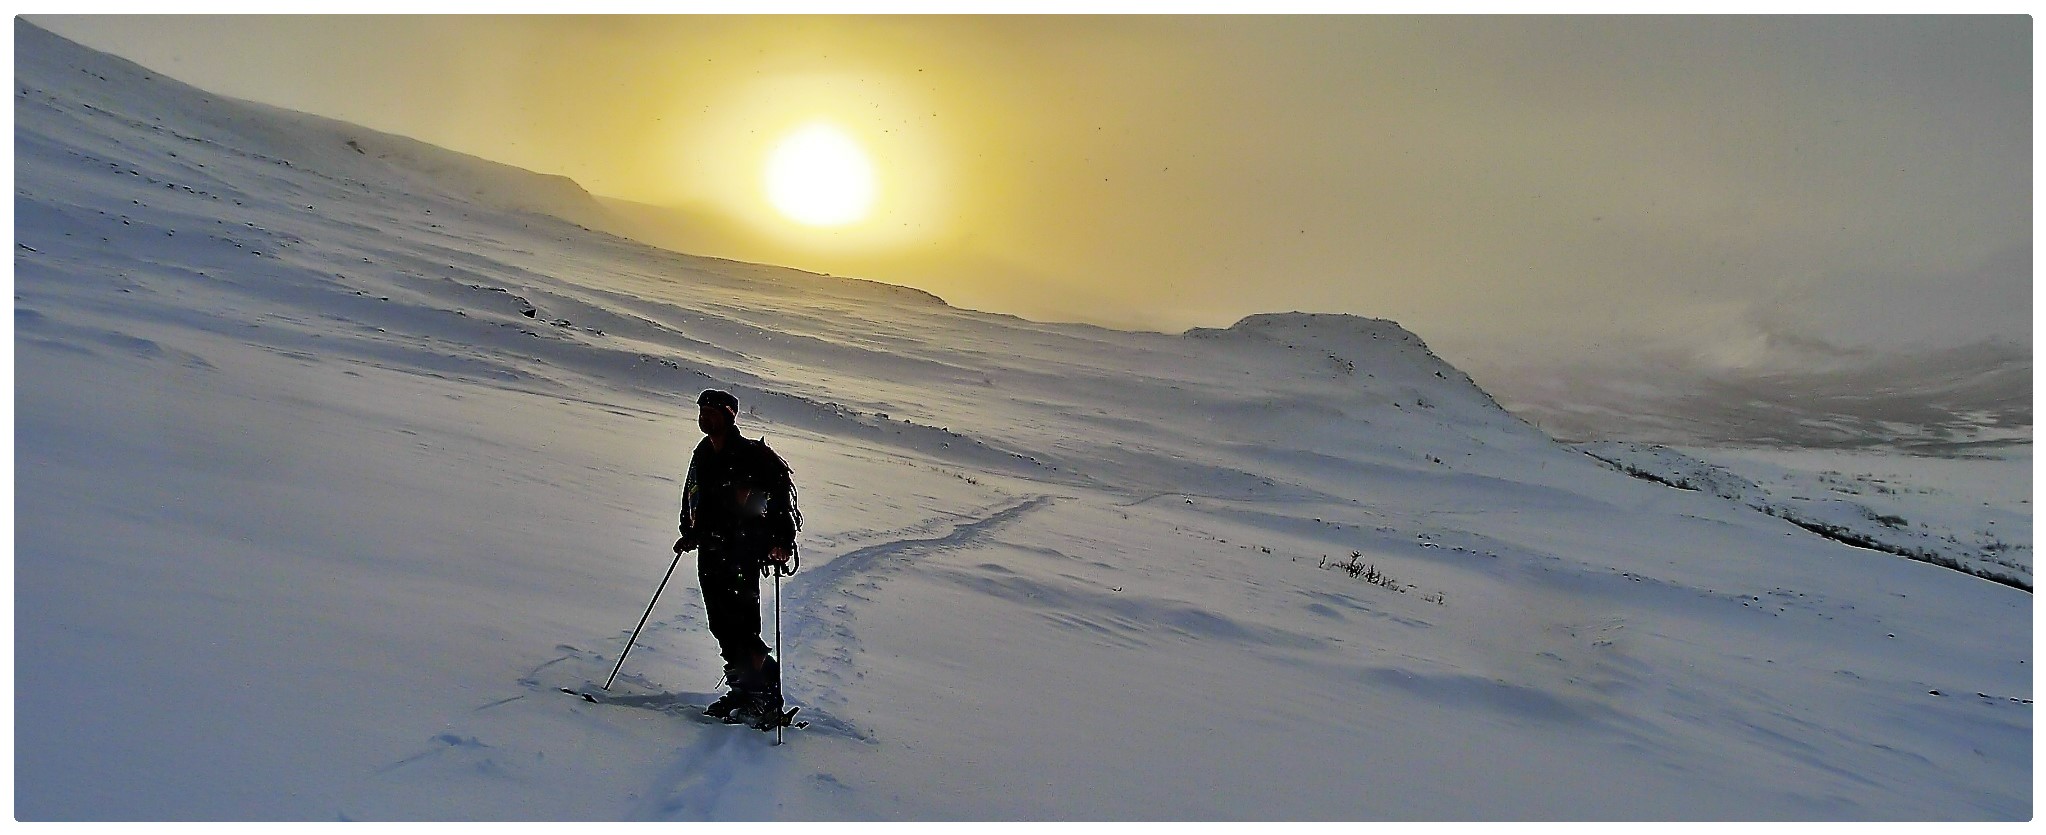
[13,21,2031,821]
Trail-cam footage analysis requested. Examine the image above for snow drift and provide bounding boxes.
[13,20,2031,821]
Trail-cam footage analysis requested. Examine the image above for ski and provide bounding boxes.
[720,705,806,730]
[561,687,807,732]
[556,686,707,714]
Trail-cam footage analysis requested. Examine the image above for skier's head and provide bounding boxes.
[697,388,739,437]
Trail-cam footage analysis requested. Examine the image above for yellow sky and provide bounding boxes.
[32,15,2032,373]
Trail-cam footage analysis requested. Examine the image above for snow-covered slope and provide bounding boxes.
[14,21,2031,821]
[1580,442,2032,590]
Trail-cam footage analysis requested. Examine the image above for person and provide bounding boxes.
[673,389,801,725]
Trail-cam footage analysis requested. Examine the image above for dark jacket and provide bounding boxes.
[679,433,799,554]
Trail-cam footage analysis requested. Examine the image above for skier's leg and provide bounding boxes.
[699,547,759,716]
[724,556,779,719]
[699,548,759,667]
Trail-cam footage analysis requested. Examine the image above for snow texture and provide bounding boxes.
[1580,442,2031,590]
[13,21,2032,821]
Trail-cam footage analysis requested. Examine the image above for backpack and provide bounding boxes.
[753,438,803,574]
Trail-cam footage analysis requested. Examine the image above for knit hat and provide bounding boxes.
[697,388,739,415]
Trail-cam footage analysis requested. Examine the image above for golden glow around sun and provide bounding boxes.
[763,122,878,227]
[666,69,955,253]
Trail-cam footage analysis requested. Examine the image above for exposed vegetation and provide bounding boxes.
[1318,551,1447,604]
[1773,514,2032,592]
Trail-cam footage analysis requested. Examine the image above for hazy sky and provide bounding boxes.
[31,15,2032,375]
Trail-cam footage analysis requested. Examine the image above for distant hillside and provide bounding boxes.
[1481,341,2031,453]
[14,19,628,238]
[593,195,755,263]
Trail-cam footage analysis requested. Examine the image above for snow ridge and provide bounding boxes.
[14,19,626,238]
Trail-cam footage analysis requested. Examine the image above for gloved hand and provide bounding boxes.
[674,535,698,554]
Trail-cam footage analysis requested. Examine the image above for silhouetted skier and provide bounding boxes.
[674,389,800,725]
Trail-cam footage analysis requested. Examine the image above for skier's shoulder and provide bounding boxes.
[688,435,717,459]
[740,434,793,475]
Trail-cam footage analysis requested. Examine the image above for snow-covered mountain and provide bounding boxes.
[13,20,2031,821]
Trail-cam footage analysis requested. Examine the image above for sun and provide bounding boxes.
[763,122,878,227]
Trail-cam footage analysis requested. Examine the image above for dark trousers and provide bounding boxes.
[698,543,771,671]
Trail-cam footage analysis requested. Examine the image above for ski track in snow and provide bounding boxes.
[777,496,1058,698]
[624,494,1059,817]
[394,493,1061,819]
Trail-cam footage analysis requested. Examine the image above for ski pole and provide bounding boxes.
[773,564,784,745]
[604,548,686,691]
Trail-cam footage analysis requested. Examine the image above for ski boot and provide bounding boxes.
[726,656,785,728]
[736,692,790,730]
[703,664,749,719]
[704,689,749,719]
